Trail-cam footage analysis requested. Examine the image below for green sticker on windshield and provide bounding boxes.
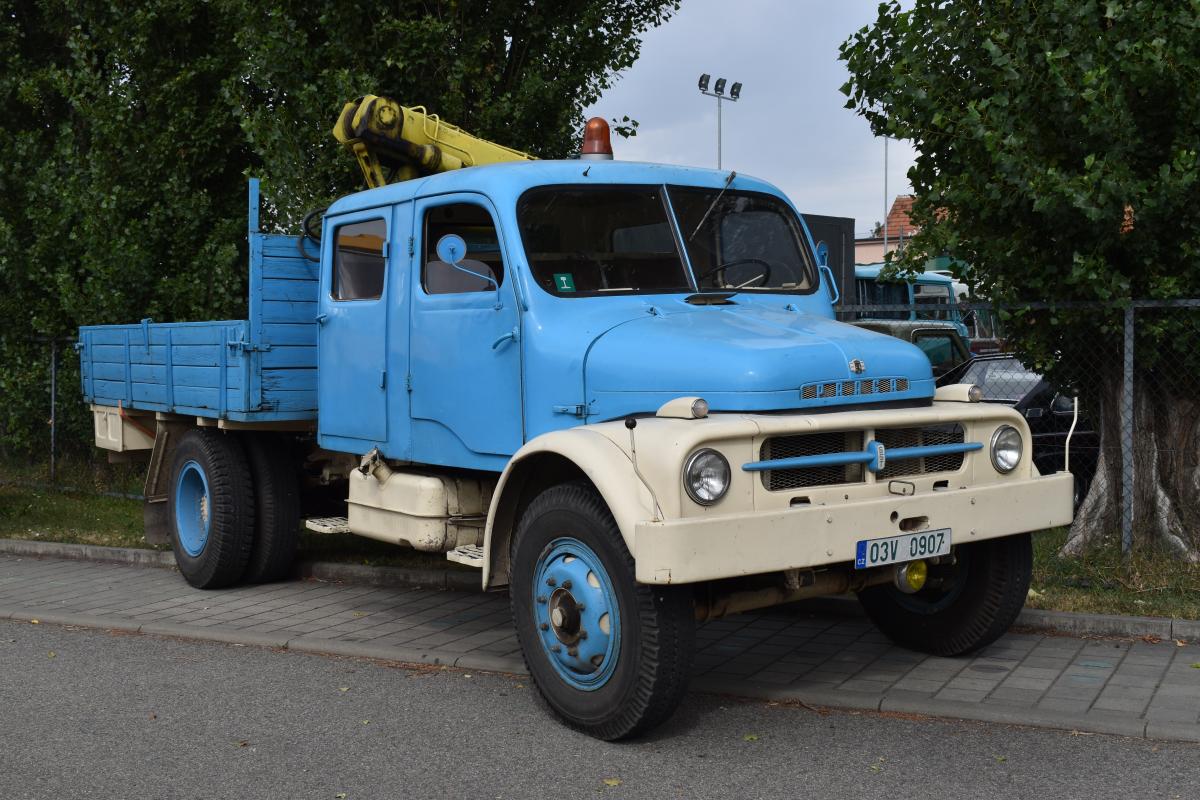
[553,273,576,292]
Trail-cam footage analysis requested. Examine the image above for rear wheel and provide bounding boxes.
[168,429,255,589]
[856,533,1032,656]
[242,434,301,583]
[510,483,694,740]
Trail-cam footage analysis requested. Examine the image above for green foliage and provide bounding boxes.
[839,1,1200,386]
[0,0,677,458]
[226,0,677,227]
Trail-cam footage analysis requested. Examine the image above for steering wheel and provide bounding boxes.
[694,258,773,289]
[573,250,611,289]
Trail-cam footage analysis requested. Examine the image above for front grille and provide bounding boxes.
[759,431,865,491]
[875,424,967,479]
[800,376,910,401]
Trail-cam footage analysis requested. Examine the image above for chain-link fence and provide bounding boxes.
[838,298,1200,555]
[16,299,1200,554]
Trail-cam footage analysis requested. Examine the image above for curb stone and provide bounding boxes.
[2,607,143,633]
[0,539,176,569]
[1,538,1195,642]
[0,538,478,591]
[1015,607,1174,640]
[297,560,479,592]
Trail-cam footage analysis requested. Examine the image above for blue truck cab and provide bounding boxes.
[80,160,1072,739]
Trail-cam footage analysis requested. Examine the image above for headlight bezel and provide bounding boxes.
[682,448,731,506]
[989,424,1023,474]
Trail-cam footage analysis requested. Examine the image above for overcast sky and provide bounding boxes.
[582,0,917,238]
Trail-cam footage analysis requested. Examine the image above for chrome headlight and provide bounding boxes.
[683,448,730,505]
[989,425,1023,473]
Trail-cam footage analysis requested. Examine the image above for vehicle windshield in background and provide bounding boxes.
[961,356,1043,401]
[913,282,953,320]
[668,187,815,293]
[518,187,693,297]
[855,279,908,320]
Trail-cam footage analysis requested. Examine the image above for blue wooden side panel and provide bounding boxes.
[78,320,256,418]
[249,233,320,415]
[78,228,321,423]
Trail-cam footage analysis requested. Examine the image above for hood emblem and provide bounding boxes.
[849,358,866,375]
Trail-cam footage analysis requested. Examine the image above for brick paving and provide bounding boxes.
[1,554,1198,741]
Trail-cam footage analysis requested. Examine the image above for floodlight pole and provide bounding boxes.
[717,95,723,169]
[698,75,741,170]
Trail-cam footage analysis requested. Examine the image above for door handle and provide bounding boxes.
[491,326,520,350]
[315,313,328,325]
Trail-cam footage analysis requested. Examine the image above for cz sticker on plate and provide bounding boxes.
[855,528,952,569]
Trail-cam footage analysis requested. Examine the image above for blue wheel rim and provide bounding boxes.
[532,537,621,691]
[175,460,211,558]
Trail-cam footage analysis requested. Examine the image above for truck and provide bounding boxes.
[78,96,1074,739]
[853,262,971,342]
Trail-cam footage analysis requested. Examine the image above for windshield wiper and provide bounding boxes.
[687,171,736,242]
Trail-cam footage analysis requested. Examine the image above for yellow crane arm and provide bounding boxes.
[333,95,536,189]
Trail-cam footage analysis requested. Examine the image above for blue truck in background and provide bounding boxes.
[80,103,1073,738]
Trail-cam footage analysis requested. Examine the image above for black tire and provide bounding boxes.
[510,483,694,740]
[856,533,1032,656]
[242,433,301,584]
[168,429,255,590]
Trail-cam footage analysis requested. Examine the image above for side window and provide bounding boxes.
[423,203,504,295]
[332,219,387,301]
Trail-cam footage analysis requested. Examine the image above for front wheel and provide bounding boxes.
[510,483,694,740]
[856,533,1032,656]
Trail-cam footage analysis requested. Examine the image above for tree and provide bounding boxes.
[0,0,678,461]
[840,1,1200,559]
[225,0,678,227]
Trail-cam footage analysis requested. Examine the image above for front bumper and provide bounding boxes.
[633,470,1072,585]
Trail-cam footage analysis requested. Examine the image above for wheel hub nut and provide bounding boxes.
[548,587,582,645]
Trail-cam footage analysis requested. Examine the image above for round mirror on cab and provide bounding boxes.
[435,234,467,265]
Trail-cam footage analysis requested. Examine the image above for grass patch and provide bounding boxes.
[0,484,154,549]
[1030,528,1200,620]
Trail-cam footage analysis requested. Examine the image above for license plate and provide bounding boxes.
[855,529,951,569]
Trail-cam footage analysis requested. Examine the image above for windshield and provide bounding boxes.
[914,282,954,320]
[669,186,815,293]
[518,187,693,296]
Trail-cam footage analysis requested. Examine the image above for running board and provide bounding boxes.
[447,544,484,568]
[305,516,350,534]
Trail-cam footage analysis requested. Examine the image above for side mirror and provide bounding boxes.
[436,234,502,309]
[1051,394,1078,415]
[818,264,840,305]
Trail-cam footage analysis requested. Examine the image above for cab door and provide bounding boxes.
[409,193,523,465]
[317,209,391,447]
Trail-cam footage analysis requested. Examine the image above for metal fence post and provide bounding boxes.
[1120,306,1135,555]
[49,339,58,484]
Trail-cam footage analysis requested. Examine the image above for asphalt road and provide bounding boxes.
[1,620,1196,800]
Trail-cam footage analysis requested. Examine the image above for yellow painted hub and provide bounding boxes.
[903,559,928,592]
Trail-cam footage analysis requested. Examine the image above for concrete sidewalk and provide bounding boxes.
[1,554,1198,743]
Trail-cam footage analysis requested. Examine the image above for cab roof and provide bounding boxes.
[325,159,793,217]
[856,263,955,286]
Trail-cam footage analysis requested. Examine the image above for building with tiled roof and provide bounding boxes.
[855,195,918,264]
